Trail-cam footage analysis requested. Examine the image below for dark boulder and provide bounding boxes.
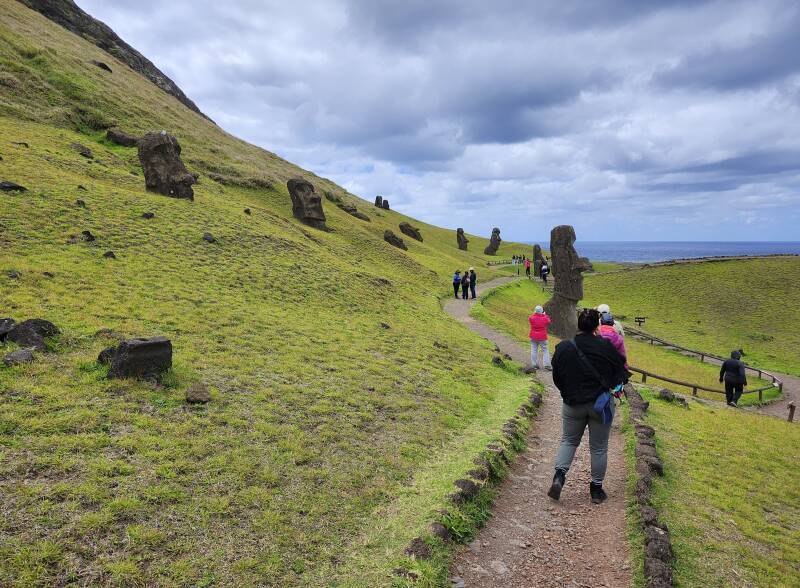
[339,203,370,222]
[137,132,196,200]
[106,128,139,147]
[430,522,451,542]
[404,537,431,560]
[97,345,116,364]
[141,212,155,219]
[287,178,327,230]
[6,319,60,351]
[103,251,116,259]
[75,199,86,208]
[399,221,422,242]
[70,143,93,158]
[383,230,407,250]
[244,208,251,215]
[91,59,112,73]
[0,181,28,192]
[186,382,211,403]
[4,349,34,367]
[483,227,501,255]
[0,318,16,341]
[81,230,96,242]
[107,336,172,382]
[6,270,20,279]
[202,232,216,243]
[456,227,469,250]
[381,199,390,210]
[77,185,87,191]
[492,355,505,367]
[658,388,676,402]
[374,195,383,207]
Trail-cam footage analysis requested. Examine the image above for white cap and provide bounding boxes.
[597,303,610,313]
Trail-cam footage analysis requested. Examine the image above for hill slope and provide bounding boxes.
[0,3,532,585]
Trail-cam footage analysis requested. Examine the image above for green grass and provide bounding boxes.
[471,280,775,405]
[638,387,800,586]
[587,261,629,273]
[584,258,800,375]
[0,4,537,586]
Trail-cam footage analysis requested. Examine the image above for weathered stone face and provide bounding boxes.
[533,244,544,275]
[483,227,501,255]
[374,195,383,207]
[286,178,326,229]
[399,221,423,242]
[542,225,593,338]
[106,128,139,147]
[384,230,407,250]
[107,336,173,382]
[382,199,390,210]
[457,228,469,250]
[137,132,195,200]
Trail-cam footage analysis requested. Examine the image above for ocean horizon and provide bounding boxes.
[523,241,800,263]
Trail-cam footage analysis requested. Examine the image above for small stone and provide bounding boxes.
[6,319,60,351]
[492,355,505,367]
[244,208,251,215]
[107,336,172,382]
[6,270,20,279]
[81,230,96,242]
[70,143,93,159]
[380,322,391,329]
[203,232,216,243]
[75,199,87,208]
[3,348,34,367]
[186,382,211,404]
[77,185,87,191]
[404,537,431,559]
[91,60,113,73]
[42,271,54,278]
[103,251,116,259]
[141,212,155,219]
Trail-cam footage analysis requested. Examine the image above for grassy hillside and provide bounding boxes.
[0,4,534,586]
[584,258,800,376]
[472,279,775,405]
[637,387,800,586]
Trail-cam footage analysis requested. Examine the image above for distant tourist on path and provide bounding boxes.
[598,312,627,368]
[720,350,747,407]
[452,270,461,298]
[548,308,626,504]
[528,305,551,370]
[469,267,477,299]
[461,270,470,300]
[525,258,531,278]
[540,261,550,284]
[597,303,624,336]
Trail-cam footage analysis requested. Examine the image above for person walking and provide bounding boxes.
[540,261,550,284]
[598,312,627,367]
[719,350,747,407]
[597,303,625,337]
[452,270,461,298]
[469,267,477,299]
[525,258,531,278]
[461,270,470,300]
[528,305,551,370]
[548,308,626,504]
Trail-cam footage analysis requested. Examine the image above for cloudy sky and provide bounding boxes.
[79,0,800,242]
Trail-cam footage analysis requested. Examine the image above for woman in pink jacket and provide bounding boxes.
[528,305,552,370]
[598,312,628,368]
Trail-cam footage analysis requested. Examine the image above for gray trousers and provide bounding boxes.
[554,401,614,484]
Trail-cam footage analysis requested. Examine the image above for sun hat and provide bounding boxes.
[534,305,544,314]
[469,267,474,271]
[597,303,610,314]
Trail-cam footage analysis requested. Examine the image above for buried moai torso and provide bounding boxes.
[287,178,327,229]
[484,227,501,255]
[137,131,196,200]
[543,225,593,338]
[457,227,469,250]
[533,244,544,275]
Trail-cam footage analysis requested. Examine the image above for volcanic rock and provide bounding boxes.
[383,230,407,250]
[339,203,370,221]
[107,336,172,382]
[533,243,545,275]
[103,251,116,259]
[75,199,86,208]
[6,319,60,351]
[483,227,501,255]
[0,181,27,192]
[456,227,469,250]
[186,382,211,404]
[287,178,326,230]
[137,132,196,200]
[244,208,251,215]
[6,270,20,279]
[658,388,676,402]
[0,318,16,341]
[374,195,383,207]
[70,143,93,158]
[106,128,139,147]
[202,232,216,243]
[542,225,593,338]
[81,230,96,242]
[141,212,155,219]
[91,59,112,73]
[4,349,34,367]
[381,199,390,210]
[97,345,116,364]
[398,221,422,242]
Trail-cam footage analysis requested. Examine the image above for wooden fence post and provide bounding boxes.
[641,373,647,383]
[692,387,697,397]
[789,402,796,423]
[700,354,704,363]
[758,389,763,402]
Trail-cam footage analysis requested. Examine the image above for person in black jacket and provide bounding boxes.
[719,350,747,407]
[548,308,626,504]
[469,268,477,299]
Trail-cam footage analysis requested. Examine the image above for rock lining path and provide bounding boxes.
[444,277,632,588]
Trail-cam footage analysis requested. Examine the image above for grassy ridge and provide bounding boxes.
[471,279,775,405]
[639,388,800,586]
[0,4,536,586]
[584,258,800,376]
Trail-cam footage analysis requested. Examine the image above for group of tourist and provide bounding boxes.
[529,303,628,504]
[452,268,477,300]
[510,254,550,282]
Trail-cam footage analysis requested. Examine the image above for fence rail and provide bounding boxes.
[624,326,784,402]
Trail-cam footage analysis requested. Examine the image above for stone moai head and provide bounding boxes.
[287,178,326,229]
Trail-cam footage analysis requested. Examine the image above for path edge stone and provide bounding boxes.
[625,383,675,588]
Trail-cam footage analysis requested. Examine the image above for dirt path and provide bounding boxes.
[444,278,632,588]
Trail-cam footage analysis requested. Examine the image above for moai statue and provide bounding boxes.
[542,225,593,338]
[287,178,327,229]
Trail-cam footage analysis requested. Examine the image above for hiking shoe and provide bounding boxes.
[547,470,566,500]
[590,482,607,504]
[544,365,553,371]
